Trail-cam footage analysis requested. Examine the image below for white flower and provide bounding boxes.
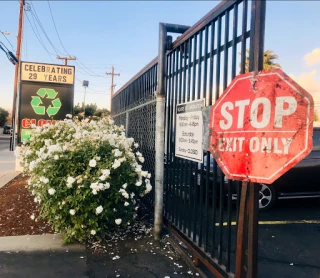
[147,173,151,179]
[104,183,110,189]
[92,189,98,195]
[48,188,55,195]
[30,214,35,220]
[67,176,75,184]
[99,175,106,181]
[134,143,139,148]
[69,209,76,215]
[124,202,129,207]
[101,169,110,177]
[113,149,123,157]
[122,183,127,189]
[89,159,97,167]
[90,230,96,235]
[96,205,103,215]
[54,155,59,160]
[112,159,121,169]
[136,180,142,187]
[136,151,142,157]
[141,171,148,177]
[130,192,135,199]
[139,156,145,163]
[145,183,152,193]
[115,219,122,225]
[66,114,72,119]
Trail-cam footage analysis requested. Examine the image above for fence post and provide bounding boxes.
[154,23,167,240]
[125,112,129,137]
[235,1,266,277]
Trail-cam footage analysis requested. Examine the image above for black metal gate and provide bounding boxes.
[112,1,266,276]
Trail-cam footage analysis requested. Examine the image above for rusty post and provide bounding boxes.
[235,181,248,278]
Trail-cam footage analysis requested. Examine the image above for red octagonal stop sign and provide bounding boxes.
[209,69,314,184]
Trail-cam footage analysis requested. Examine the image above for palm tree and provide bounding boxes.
[241,49,281,73]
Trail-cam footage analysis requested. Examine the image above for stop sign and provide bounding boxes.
[209,69,314,184]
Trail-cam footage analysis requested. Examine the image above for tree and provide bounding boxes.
[73,103,109,119]
[315,111,319,122]
[241,49,281,73]
[94,108,110,118]
[0,107,9,127]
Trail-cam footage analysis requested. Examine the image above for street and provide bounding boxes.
[0,129,10,151]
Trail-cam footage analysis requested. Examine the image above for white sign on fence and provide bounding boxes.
[175,99,204,163]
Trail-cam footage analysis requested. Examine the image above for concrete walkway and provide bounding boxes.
[0,149,21,188]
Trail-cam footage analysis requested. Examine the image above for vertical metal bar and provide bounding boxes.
[211,161,218,257]
[202,25,209,252]
[215,16,222,101]
[232,3,238,79]
[240,0,248,74]
[187,38,192,102]
[247,184,259,278]
[178,46,183,230]
[208,21,216,254]
[192,162,198,243]
[223,10,230,90]
[182,41,188,234]
[226,180,232,272]
[197,29,203,247]
[235,182,249,278]
[154,23,167,240]
[165,55,172,219]
[173,49,179,227]
[170,51,176,223]
[192,35,198,101]
[249,0,266,72]
[218,170,224,264]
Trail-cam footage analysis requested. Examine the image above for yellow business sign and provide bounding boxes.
[21,62,75,85]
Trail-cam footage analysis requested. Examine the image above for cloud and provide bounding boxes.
[289,70,320,94]
[304,48,320,66]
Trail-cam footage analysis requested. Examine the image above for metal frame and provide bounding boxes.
[112,0,266,276]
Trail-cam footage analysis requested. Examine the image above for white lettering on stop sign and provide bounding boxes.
[219,96,298,130]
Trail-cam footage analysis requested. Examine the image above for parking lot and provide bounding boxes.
[258,198,320,277]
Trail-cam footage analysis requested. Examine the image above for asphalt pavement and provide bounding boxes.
[0,128,10,151]
[258,198,320,278]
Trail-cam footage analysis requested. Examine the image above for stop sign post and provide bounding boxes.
[209,69,314,184]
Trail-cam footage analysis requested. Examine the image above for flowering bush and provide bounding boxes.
[19,116,152,242]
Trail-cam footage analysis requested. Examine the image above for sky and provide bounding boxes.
[1,1,320,115]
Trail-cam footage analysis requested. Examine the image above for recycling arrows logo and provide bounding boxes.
[31,88,62,117]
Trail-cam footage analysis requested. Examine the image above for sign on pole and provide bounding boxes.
[175,99,204,163]
[209,69,314,184]
[18,61,75,143]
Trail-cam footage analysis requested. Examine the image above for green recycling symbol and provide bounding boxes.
[31,88,62,116]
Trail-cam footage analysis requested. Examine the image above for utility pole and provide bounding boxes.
[56,55,76,65]
[106,66,120,112]
[10,0,24,151]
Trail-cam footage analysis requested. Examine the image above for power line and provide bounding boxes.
[46,1,107,78]
[0,32,14,51]
[29,1,65,55]
[25,12,54,62]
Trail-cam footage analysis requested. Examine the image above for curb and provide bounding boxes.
[0,234,85,252]
[0,171,21,188]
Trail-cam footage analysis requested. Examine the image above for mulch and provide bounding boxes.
[0,174,53,236]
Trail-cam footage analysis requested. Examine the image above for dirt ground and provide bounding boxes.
[0,174,53,236]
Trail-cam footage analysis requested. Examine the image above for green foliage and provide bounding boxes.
[0,107,9,127]
[19,116,151,243]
